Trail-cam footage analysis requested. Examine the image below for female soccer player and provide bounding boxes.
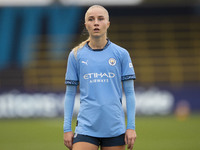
[63,5,136,150]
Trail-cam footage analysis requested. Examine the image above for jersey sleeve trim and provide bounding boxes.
[65,80,79,85]
[121,75,136,81]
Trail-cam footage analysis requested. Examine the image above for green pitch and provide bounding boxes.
[0,114,200,150]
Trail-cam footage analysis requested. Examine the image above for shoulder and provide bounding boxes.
[110,42,130,57]
[68,45,87,59]
[67,49,76,61]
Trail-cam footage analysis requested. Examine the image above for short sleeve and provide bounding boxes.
[65,51,79,85]
[121,50,136,81]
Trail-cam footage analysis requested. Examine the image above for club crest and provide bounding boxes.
[109,58,116,66]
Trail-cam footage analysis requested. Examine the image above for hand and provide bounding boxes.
[125,129,137,150]
[64,131,74,150]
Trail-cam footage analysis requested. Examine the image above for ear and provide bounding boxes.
[84,22,88,30]
[107,21,110,29]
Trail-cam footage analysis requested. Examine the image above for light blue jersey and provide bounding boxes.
[65,40,136,137]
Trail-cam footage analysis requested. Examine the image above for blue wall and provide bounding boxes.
[0,6,83,69]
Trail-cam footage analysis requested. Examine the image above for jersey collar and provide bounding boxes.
[86,39,111,51]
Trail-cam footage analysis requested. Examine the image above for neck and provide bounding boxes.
[88,36,107,50]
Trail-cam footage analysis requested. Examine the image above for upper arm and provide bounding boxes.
[121,50,136,81]
[65,51,79,86]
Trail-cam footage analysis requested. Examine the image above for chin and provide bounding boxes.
[92,34,101,38]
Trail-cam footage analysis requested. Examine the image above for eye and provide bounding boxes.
[88,17,94,21]
[99,17,104,21]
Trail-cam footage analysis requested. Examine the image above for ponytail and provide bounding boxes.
[73,38,90,58]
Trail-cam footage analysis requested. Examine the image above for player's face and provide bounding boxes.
[85,7,110,39]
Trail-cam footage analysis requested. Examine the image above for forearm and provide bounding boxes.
[63,85,77,133]
[123,79,136,130]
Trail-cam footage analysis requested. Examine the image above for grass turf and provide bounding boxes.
[0,114,199,150]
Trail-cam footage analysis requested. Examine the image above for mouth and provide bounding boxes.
[93,28,100,32]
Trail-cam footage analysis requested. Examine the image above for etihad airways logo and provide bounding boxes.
[83,72,115,83]
[84,72,115,79]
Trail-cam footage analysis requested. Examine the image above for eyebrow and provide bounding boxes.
[88,15,105,18]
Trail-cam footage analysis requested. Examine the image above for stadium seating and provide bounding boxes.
[0,7,200,92]
[109,15,200,86]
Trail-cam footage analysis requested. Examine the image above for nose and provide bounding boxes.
[94,19,99,26]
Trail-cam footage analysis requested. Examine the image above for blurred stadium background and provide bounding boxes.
[0,0,200,150]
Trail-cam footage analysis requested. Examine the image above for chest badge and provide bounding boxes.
[109,58,116,66]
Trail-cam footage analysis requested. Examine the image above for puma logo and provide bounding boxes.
[81,60,88,65]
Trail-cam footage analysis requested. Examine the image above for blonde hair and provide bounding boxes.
[73,37,90,57]
[72,5,109,58]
